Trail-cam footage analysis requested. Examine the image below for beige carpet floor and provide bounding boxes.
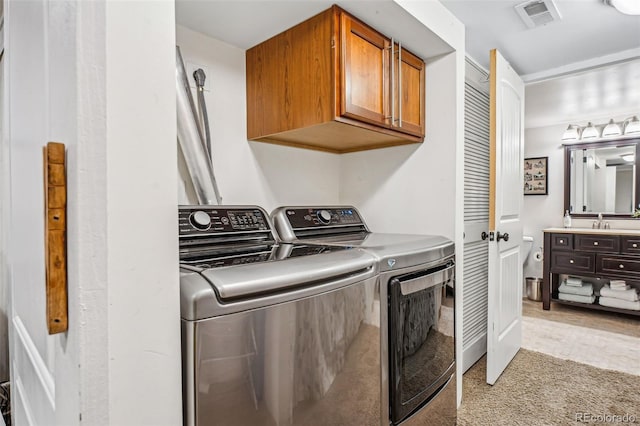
[458,350,640,425]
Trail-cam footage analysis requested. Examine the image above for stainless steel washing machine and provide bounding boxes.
[179,205,382,426]
[272,206,456,426]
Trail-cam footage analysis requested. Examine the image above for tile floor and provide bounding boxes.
[522,299,640,376]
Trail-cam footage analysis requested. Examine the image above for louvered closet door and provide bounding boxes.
[462,69,490,373]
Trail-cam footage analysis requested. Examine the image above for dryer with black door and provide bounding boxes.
[179,205,382,426]
[272,206,456,426]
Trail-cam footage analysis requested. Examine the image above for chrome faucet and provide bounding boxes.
[593,213,605,229]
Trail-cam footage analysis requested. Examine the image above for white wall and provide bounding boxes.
[176,25,341,211]
[105,2,182,424]
[523,76,640,279]
[340,52,459,239]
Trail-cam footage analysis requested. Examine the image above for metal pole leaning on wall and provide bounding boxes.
[176,46,222,205]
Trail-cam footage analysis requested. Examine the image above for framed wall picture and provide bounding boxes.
[524,157,548,195]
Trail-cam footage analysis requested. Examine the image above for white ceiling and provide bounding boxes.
[440,0,640,81]
[175,1,455,61]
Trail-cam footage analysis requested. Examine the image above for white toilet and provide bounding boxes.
[522,235,534,266]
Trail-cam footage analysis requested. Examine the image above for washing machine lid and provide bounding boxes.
[180,246,376,320]
[302,233,454,271]
[271,206,454,270]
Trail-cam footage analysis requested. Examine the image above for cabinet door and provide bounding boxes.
[340,13,390,127]
[393,45,425,137]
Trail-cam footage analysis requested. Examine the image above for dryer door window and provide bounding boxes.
[388,262,455,424]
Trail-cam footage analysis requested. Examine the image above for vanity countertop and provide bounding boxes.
[544,227,640,236]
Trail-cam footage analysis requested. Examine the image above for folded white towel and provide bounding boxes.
[610,284,630,291]
[609,280,627,289]
[558,282,594,296]
[609,284,631,291]
[558,293,596,304]
[599,296,640,311]
[564,277,583,287]
[600,285,639,302]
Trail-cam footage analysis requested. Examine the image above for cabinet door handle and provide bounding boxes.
[559,239,564,244]
[593,241,599,246]
[496,232,509,242]
[619,264,625,269]
[390,38,394,126]
[633,244,638,248]
[569,259,574,264]
[398,41,402,127]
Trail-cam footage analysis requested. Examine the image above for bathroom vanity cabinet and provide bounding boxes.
[543,228,640,316]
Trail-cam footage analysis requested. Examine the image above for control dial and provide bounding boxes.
[190,210,212,230]
[317,209,332,225]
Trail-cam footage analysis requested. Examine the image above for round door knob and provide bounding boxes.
[619,264,625,269]
[559,239,564,244]
[317,209,332,224]
[633,244,638,248]
[593,242,599,246]
[190,210,211,230]
[569,259,574,264]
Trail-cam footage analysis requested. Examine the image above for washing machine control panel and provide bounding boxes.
[284,207,364,228]
[179,206,270,236]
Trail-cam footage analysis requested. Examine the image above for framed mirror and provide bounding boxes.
[564,138,640,217]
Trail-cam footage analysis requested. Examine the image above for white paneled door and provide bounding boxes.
[5,2,69,423]
[486,49,525,385]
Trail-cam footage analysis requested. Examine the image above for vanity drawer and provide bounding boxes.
[621,236,640,254]
[597,254,640,277]
[574,234,620,253]
[550,252,594,274]
[551,234,573,250]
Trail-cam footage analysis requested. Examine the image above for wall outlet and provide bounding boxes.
[185,62,211,92]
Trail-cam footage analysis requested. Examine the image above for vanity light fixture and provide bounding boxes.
[561,116,640,142]
[561,125,580,141]
[604,0,640,15]
[624,116,640,135]
[581,122,599,139]
[602,119,622,137]
[621,154,635,162]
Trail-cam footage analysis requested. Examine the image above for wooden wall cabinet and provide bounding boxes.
[542,229,640,316]
[246,5,425,153]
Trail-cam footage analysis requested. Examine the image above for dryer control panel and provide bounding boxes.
[284,207,364,228]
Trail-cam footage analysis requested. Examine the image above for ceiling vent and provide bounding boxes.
[515,0,562,29]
